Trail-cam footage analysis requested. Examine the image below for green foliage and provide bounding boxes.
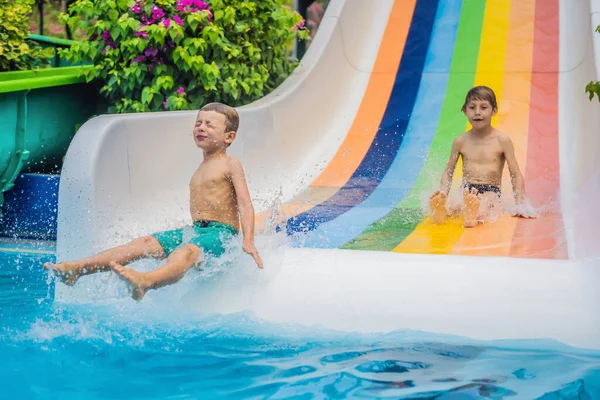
[586,81,600,102]
[59,0,308,113]
[0,0,55,72]
[586,25,600,102]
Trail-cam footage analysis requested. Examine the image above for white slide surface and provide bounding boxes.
[55,0,600,350]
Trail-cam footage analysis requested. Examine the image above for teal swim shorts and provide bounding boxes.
[151,220,238,258]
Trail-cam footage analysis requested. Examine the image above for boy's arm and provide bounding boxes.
[228,158,263,269]
[501,136,526,204]
[440,137,462,194]
[502,136,536,218]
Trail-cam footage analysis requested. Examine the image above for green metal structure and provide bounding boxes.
[0,65,98,212]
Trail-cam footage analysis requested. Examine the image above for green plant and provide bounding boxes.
[586,25,600,101]
[59,0,308,113]
[587,81,600,101]
[0,0,54,72]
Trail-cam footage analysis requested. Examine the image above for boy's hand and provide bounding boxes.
[512,201,538,219]
[243,241,263,269]
[513,209,538,218]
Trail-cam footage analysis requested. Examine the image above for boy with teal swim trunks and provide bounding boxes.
[44,102,263,300]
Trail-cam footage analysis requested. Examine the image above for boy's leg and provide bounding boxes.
[429,189,448,224]
[110,244,202,300]
[43,236,166,286]
[463,187,481,228]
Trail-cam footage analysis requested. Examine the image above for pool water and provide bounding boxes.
[2,246,600,399]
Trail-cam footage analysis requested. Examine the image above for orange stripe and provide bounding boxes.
[452,0,535,256]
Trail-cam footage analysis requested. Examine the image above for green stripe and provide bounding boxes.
[342,0,486,251]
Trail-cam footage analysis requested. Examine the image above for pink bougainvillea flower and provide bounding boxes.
[291,18,305,32]
[132,55,146,63]
[177,87,185,95]
[129,1,143,13]
[134,30,148,39]
[148,64,155,71]
[151,5,165,20]
[101,30,111,41]
[197,0,209,11]
[173,15,185,26]
[144,47,158,57]
[162,18,171,28]
[175,0,189,13]
[176,0,210,13]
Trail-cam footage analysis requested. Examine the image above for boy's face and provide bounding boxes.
[464,99,497,129]
[193,110,236,150]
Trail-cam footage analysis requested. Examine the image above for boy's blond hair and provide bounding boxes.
[461,86,498,112]
[200,102,239,133]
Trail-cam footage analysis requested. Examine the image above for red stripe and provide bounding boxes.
[509,0,567,259]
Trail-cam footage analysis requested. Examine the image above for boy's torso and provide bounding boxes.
[189,157,240,230]
[459,130,506,187]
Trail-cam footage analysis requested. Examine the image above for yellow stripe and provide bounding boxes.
[393,0,512,254]
[392,217,465,254]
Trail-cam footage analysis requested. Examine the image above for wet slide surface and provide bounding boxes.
[282,0,567,260]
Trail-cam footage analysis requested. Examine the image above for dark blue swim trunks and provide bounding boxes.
[467,183,501,196]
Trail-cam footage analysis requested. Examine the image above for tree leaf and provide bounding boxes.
[141,86,153,104]
[108,9,119,21]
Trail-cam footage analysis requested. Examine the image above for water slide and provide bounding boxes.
[55,0,600,349]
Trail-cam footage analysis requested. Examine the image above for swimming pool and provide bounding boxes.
[2,243,600,399]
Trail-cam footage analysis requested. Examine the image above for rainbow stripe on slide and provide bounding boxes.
[282,0,566,260]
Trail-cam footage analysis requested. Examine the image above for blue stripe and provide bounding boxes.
[286,0,441,236]
[298,0,463,248]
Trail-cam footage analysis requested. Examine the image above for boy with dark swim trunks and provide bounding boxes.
[429,86,537,228]
[44,102,263,300]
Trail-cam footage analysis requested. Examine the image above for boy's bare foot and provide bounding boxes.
[43,262,81,286]
[429,190,448,224]
[109,261,151,301]
[463,188,480,228]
